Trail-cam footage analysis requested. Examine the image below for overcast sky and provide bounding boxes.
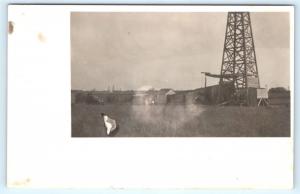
[71,12,290,91]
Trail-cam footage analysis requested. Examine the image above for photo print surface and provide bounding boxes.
[71,12,291,137]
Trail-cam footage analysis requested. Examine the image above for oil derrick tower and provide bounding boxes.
[219,12,260,104]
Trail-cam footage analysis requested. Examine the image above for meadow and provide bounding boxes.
[71,104,290,137]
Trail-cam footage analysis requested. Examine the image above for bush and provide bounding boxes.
[269,87,288,93]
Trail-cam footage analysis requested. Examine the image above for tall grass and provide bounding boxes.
[72,104,290,137]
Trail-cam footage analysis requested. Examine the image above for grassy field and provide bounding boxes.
[72,104,290,137]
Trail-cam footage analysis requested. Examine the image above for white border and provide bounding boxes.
[7,5,294,189]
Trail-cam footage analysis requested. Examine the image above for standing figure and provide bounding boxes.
[100,113,118,136]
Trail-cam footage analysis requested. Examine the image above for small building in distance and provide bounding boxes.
[132,88,176,105]
[132,90,154,105]
[203,82,235,105]
[167,91,186,104]
[185,88,206,104]
[156,88,176,104]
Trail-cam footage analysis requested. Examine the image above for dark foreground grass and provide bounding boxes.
[72,104,290,137]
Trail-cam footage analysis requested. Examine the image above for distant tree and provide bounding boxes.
[269,87,288,93]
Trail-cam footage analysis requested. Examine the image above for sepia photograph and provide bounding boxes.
[71,11,291,137]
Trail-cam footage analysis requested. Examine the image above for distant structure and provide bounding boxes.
[205,12,260,105]
[132,88,176,105]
